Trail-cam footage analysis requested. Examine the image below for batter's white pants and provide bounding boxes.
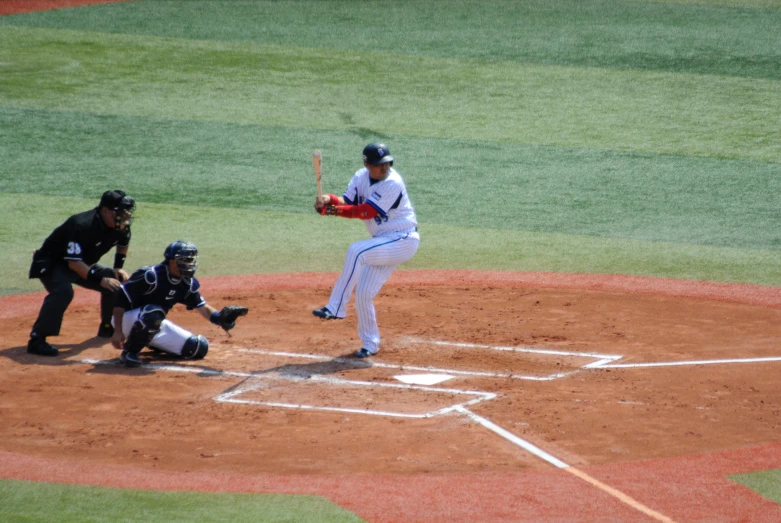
[113,308,193,356]
[326,230,419,353]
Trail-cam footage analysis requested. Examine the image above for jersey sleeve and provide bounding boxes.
[183,278,207,310]
[116,267,155,310]
[60,218,86,263]
[342,171,362,205]
[365,178,403,217]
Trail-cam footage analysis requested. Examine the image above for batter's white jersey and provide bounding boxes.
[343,167,417,238]
[324,166,420,354]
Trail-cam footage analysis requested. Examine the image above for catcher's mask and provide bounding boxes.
[164,240,198,278]
[100,190,135,231]
[362,142,394,166]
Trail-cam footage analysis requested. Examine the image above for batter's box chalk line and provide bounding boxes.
[215,374,496,419]
[239,341,620,381]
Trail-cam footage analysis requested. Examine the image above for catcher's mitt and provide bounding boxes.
[214,305,248,331]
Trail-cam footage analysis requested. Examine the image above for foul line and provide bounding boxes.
[456,406,675,523]
[595,356,781,369]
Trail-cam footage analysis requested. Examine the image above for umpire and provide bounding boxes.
[27,190,136,356]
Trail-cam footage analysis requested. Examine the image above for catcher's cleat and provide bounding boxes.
[119,350,143,368]
[97,323,114,338]
[27,337,58,356]
[312,307,339,320]
[354,348,375,358]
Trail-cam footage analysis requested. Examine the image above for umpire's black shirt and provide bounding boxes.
[39,207,131,267]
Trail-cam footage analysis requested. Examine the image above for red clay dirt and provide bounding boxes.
[0,0,128,16]
[1,270,781,521]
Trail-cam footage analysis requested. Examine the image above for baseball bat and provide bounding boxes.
[313,150,322,200]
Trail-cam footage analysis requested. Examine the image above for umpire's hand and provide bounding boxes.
[100,277,123,292]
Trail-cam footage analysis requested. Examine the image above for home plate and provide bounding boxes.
[394,374,454,385]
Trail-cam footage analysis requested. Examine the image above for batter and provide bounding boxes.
[313,142,420,358]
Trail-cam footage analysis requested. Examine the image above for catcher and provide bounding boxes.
[110,240,248,367]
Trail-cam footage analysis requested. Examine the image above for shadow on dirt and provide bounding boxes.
[214,352,373,398]
[0,336,109,366]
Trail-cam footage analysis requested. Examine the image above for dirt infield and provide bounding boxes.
[0,0,128,16]
[1,270,781,521]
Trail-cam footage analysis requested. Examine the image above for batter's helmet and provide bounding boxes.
[99,190,135,230]
[164,240,198,278]
[362,142,394,166]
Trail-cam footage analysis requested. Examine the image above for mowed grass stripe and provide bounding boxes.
[730,469,781,505]
[3,193,779,296]
[0,479,363,523]
[1,0,780,79]
[2,107,779,250]
[1,27,780,162]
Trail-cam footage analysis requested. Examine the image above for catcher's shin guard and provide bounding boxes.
[181,334,209,360]
[123,305,166,353]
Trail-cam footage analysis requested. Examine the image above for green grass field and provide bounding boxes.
[1,0,780,518]
[1,0,780,296]
[0,479,362,522]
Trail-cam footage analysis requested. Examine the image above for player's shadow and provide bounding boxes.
[0,336,109,366]
[84,348,213,376]
[261,354,372,378]
[217,352,373,397]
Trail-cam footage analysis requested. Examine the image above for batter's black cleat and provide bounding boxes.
[312,307,338,320]
[354,348,375,358]
[97,323,114,338]
[119,351,143,368]
[27,337,58,356]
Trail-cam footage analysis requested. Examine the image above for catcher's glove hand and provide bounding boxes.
[212,305,248,331]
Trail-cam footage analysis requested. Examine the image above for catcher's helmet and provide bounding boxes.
[99,190,135,230]
[164,240,198,278]
[362,142,394,166]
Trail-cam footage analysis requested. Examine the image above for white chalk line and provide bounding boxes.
[598,356,781,368]
[79,357,496,418]
[240,348,578,381]
[217,373,496,418]
[457,406,675,523]
[79,351,677,520]
[411,338,781,371]
[406,337,621,359]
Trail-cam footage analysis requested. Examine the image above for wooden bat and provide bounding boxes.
[313,150,322,200]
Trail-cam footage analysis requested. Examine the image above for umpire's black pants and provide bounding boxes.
[30,263,116,338]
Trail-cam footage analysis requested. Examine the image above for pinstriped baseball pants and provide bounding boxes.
[326,231,419,353]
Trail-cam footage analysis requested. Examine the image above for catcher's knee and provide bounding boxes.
[139,304,166,330]
[123,305,167,353]
[181,334,208,360]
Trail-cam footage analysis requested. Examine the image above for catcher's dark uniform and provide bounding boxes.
[117,263,205,314]
[29,206,131,340]
[114,263,207,357]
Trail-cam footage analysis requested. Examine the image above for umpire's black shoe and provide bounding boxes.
[312,307,338,320]
[119,351,143,368]
[27,337,58,356]
[354,348,375,358]
[97,323,114,338]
